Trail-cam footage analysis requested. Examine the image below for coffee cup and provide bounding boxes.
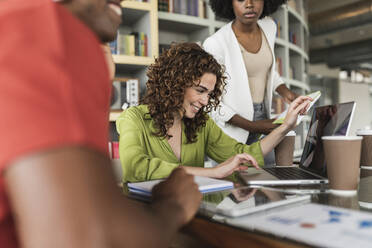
[322,136,362,193]
[358,177,372,209]
[360,166,372,178]
[356,129,372,167]
[328,193,359,210]
[275,131,295,166]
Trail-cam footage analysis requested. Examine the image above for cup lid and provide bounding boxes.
[356,129,372,135]
[286,130,296,136]
[322,136,362,141]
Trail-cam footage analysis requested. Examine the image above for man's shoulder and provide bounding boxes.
[0,0,98,60]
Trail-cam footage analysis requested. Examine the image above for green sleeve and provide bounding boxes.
[116,108,179,183]
[205,118,264,167]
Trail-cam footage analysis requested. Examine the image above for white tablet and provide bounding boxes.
[199,187,311,218]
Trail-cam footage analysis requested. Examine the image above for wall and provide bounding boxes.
[339,80,372,134]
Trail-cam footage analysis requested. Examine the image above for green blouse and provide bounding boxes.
[116,105,264,183]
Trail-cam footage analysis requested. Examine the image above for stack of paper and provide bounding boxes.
[242,203,372,248]
[128,176,234,197]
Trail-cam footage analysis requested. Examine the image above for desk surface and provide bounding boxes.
[180,176,372,248]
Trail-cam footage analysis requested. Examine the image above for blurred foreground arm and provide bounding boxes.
[5,147,201,248]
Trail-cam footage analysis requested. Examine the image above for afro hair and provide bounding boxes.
[209,0,288,20]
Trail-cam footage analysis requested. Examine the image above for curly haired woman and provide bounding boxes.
[203,0,299,165]
[116,43,310,182]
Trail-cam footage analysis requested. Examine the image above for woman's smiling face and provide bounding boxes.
[182,73,216,119]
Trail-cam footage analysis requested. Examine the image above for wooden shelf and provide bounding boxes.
[158,11,210,33]
[113,55,154,65]
[121,1,152,11]
[110,110,123,122]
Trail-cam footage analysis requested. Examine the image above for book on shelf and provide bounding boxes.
[108,141,120,159]
[131,32,148,57]
[158,0,169,11]
[111,31,148,56]
[198,0,206,18]
[128,176,234,197]
[158,0,206,18]
[289,30,297,45]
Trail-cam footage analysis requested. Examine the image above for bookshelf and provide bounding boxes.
[109,0,158,121]
[112,0,310,157]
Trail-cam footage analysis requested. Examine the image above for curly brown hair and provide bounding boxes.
[142,42,226,143]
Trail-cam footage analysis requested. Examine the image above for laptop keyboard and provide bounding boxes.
[263,167,322,180]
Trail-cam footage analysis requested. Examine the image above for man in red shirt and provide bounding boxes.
[0,0,201,247]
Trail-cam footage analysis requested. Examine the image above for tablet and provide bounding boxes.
[199,187,311,218]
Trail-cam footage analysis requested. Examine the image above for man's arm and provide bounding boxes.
[4,146,201,248]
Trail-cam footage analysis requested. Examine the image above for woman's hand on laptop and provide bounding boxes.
[212,153,260,179]
[283,96,312,131]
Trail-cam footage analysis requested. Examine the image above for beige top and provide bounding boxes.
[239,30,273,104]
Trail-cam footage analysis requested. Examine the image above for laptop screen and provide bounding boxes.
[299,101,356,177]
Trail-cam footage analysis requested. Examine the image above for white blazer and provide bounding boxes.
[203,18,284,143]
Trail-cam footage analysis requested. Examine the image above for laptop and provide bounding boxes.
[239,101,356,185]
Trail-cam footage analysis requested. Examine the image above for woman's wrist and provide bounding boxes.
[277,123,292,136]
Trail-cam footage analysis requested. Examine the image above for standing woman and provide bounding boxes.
[203,0,298,165]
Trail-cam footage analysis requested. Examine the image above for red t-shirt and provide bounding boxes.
[0,0,111,246]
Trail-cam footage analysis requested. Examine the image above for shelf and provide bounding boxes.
[275,37,287,47]
[287,6,309,33]
[288,43,309,60]
[110,110,123,122]
[158,12,210,33]
[214,20,227,29]
[113,55,154,65]
[121,1,152,11]
[285,78,310,91]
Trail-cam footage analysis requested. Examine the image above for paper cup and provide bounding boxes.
[356,129,372,167]
[322,136,362,191]
[275,131,296,166]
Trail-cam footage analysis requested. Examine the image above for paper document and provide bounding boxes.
[243,203,372,248]
[273,91,321,125]
[128,176,234,197]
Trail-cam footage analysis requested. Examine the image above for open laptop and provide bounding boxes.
[239,101,356,185]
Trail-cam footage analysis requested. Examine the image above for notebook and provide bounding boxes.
[127,176,234,197]
[239,101,356,185]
